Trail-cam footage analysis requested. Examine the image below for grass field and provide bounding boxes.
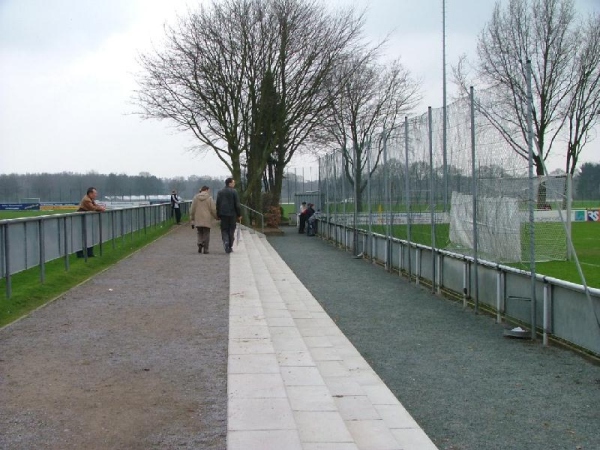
[321,199,600,214]
[0,209,77,220]
[363,221,599,288]
[281,203,296,217]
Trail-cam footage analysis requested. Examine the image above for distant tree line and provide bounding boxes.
[575,163,600,201]
[0,170,317,204]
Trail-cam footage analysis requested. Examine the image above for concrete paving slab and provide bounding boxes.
[228,228,438,449]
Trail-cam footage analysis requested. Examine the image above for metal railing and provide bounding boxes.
[1,202,189,298]
[318,218,600,358]
[240,204,264,234]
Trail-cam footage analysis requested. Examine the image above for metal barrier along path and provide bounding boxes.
[0,203,188,298]
[317,219,600,359]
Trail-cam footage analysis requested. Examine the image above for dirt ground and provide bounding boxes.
[0,227,229,450]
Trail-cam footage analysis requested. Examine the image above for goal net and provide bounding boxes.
[448,175,569,263]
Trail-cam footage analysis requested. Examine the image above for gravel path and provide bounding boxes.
[0,226,229,450]
[2,224,599,450]
[268,227,600,450]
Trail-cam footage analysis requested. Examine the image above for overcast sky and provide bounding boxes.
[1,0,598,179]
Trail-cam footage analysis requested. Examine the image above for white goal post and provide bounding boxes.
[448,175,571,264]
[449,192,522,262]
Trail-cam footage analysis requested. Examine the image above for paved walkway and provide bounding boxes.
[3,224,598,449]
[227,228,437,449]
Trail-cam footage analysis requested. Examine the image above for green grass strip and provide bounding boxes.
[360,222,599,288]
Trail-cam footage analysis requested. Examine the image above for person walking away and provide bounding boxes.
[190,186,218,254]
[216,177,241,254]
[76,187,106,258]
[298,201,307,233]
[170,190,182,224]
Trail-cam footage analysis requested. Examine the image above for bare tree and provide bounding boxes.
[563,13,600,177]
[136,0,261,194]
[455,0,577,179]
[135,0,364,208]
[259,0,365,206]
[323,53,421,210]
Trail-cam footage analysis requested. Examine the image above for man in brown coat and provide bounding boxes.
[190,186,218,254]
[78,187,106,213]
[76,187,105,258]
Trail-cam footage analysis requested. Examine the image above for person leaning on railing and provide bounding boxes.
[76,187,105,258]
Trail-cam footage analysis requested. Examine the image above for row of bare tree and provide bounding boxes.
[456,0,600,179]
[134,0,420,213]
[135,0,599,213]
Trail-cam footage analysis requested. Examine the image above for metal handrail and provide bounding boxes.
[0,202,190,298]
[240,204,264,234]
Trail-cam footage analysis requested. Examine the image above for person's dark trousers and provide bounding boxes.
[76,247,95,258]
[299,214,306,233]
[173,207,181,224]
[196,226,211,253]
[220,215,237,253]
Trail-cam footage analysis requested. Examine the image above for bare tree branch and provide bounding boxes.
[455,0,577,176]
[134,0,365,206]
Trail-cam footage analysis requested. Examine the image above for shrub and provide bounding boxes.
[265,206,281,228]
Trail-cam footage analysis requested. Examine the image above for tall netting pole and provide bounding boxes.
[341,149,347,249]
[383,131,391,271]
[332,153,336,242]
[325,154,332,240]
[353,142,359,256]
[404,116,412,280]
[428,107,436,293]
[526,59,537,340]
[470,87,479,313]
[442,0,448,212]
[367,140,373,259]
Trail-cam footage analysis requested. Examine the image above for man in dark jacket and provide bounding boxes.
[216,177,241,253]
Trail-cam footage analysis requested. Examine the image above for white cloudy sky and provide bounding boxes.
[1,0,598,179]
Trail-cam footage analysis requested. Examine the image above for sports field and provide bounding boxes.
[364,221,599,288]
[0,209,77,220]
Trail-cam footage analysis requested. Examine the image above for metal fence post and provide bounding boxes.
[404,116,412,280]
[39,219,46,284]
[526,59,537,339]
[82,214,88,262]
[367,140,373,260]
[63,216,70,272]
[428,107,436,292]
[470,87,479,313]
[383,130,391,271]
[3,224,11,298]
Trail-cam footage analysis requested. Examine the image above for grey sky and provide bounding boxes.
[0,0,598,179]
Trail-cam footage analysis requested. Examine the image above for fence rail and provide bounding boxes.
[317,218,600,358]
[0,202,190,298]
[240,204,264,234]
[316,87,600,357]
